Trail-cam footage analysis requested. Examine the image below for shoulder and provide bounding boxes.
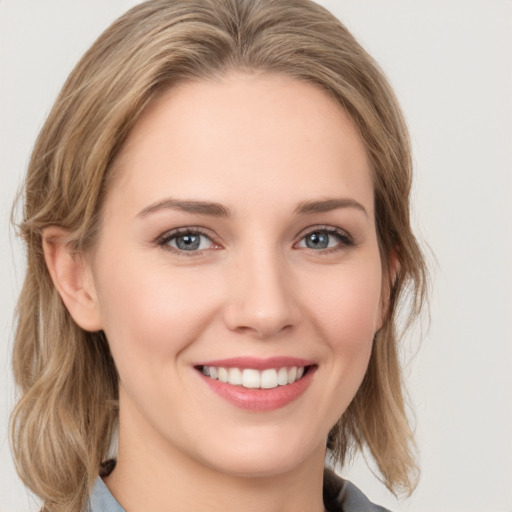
[323,468,392,512]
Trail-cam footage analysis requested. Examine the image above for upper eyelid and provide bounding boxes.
[296,225,353,241]
[156,227,221,256]
[155,224,353,249]
[157,226,217,242]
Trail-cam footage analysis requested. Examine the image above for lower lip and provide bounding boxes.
[198,367,316,411]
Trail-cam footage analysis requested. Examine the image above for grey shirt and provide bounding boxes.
[87,468,390,512]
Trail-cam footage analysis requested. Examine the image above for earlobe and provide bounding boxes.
[42,226,103,332]
[378,249,400,330]
[388,249,400,288]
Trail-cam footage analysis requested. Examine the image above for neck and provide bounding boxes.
[104,401,328,512]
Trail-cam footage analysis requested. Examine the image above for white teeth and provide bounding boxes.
[260,369,278,389]
[277,367,288,385]
[201,365,307,389]
[242,369,260,388]
[228,367,243,385]
[218,367,228,383]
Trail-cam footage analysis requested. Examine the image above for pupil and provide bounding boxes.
[177,234,200,250]
[306,232,328,249]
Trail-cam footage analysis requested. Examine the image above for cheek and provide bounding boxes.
[305,259,383,352]
[93,255,220,378]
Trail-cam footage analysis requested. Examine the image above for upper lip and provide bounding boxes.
[194,356,315,370]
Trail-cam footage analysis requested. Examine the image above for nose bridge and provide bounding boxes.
[224,238,299,337]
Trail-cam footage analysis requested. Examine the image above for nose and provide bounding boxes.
[223,247,301,339]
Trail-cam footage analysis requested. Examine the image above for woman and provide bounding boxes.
[10,0,427,511]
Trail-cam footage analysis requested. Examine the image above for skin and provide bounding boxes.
[44,72,389,512]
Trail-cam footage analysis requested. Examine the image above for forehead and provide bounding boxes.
[107,72,373,217]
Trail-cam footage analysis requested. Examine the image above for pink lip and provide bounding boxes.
[194,356,315,370]
[195,359,317,412]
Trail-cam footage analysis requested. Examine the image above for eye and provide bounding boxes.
[158,228,218,253]
[296,227,353,251]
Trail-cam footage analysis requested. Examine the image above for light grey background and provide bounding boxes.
[1,1,511,511]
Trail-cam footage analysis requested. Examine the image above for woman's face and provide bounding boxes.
[88,73,386,477]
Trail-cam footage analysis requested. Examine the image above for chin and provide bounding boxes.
[192,429,326,479]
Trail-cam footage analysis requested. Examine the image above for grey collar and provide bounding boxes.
[87,468,391,512]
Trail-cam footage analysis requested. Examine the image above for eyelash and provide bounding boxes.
[296,225,354,254]
[157,227,218,256]
[156,225,354,256]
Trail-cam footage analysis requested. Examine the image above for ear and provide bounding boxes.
[378,249,400,330]
[42,226,103,332]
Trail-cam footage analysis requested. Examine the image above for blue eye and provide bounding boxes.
[297,228,352,250]
[160,230,215,252]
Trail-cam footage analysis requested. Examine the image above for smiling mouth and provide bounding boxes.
[196,365,313,389]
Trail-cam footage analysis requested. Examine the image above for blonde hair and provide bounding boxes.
[10,0,428,510]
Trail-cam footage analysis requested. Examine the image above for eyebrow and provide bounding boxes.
[294,198,368,217]
[137,198,231,218]
[136,197,368,218]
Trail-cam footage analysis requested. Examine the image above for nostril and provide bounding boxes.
[223,280,301,338]
[231,321,296,339]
